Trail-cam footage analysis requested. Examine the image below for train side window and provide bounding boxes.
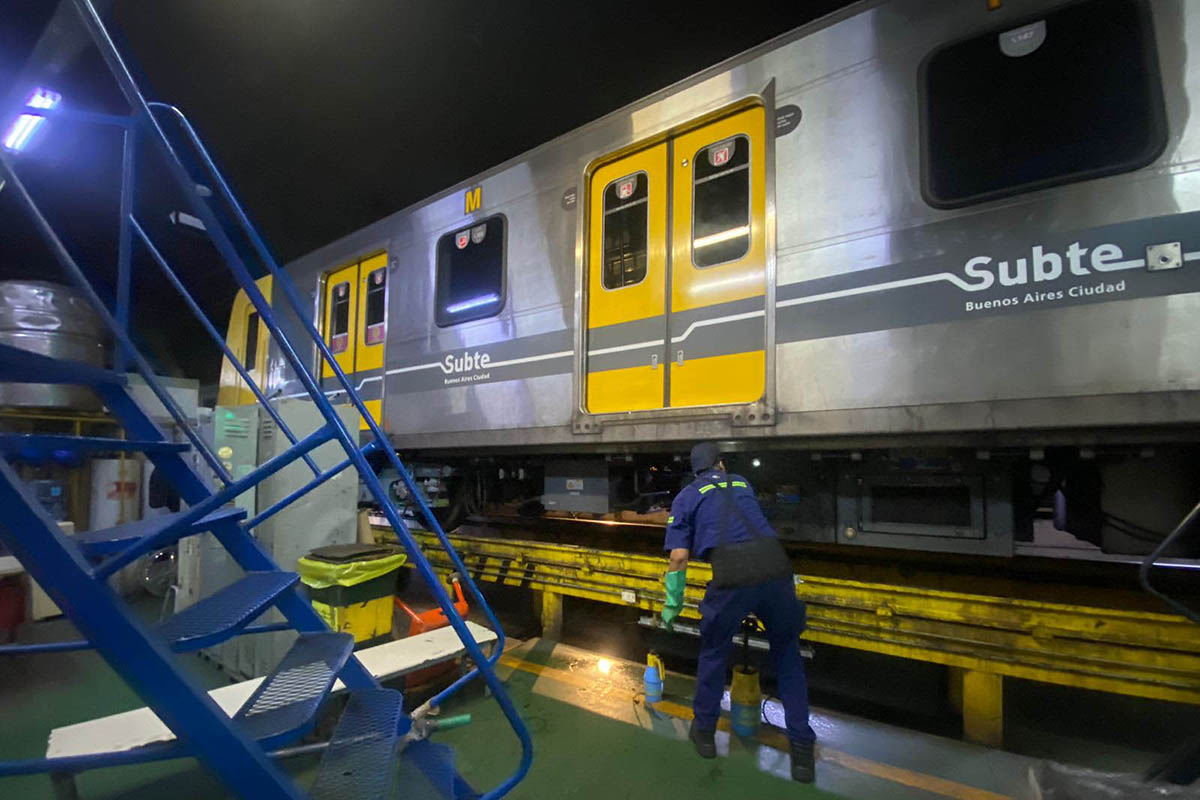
[329,281,350,353]
[921,0,1166,208]
[692,135,750,267]
[601,172,649,289]
[244,311,259,371]
[435,215,505,327]
[364,268,386,345]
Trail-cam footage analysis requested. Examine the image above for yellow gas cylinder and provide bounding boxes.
[730,666,761,737]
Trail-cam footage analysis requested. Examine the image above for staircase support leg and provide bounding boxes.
[540,590,564,640]
[50,772,79,800]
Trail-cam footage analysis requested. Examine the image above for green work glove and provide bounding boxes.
[661,570,686,631]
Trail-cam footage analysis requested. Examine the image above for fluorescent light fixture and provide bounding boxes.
[3,114,45,151]
[445,293,499,314]
[26,88,61,110]
[693,225,749,250]
[3,87,62,152]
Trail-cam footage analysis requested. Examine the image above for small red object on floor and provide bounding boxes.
[394,576,470,689]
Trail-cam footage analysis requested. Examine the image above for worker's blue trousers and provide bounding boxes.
[694,577,816,744]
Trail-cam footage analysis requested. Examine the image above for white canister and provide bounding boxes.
[89,458,142,530]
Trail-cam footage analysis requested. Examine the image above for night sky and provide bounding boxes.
[2,1,850,386]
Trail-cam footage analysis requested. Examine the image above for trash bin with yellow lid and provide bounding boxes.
[298,543,406,647]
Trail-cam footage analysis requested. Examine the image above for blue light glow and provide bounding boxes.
[3,87,61,152]
[445,293,500,314]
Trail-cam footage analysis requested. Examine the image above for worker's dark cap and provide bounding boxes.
[690,442,721,474]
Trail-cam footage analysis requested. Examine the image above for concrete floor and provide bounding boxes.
[0,596,1058,800]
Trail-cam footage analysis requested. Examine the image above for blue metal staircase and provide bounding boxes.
[0,2,532,798]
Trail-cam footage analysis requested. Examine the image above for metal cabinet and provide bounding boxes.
[177,400,359,679]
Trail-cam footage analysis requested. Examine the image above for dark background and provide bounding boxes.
[1,1,850,385]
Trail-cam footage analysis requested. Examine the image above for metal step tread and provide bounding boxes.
[73,506,246,557]
[233,632,354,749]
[311,688,404,800]
[0,342,124,386]
[158,570,298,652]
[0,435,189,458]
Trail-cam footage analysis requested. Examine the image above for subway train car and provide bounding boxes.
[221,0,1200,560]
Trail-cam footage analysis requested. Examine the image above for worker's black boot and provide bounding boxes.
[689,720,717,759]
[790,739,815,783]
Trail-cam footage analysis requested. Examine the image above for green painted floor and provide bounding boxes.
[0,596,1047,799]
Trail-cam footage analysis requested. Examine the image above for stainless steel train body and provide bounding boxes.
[227,0,1200,559]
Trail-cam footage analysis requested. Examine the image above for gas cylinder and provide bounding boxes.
[730,666,761,737]
[644,652,664,705]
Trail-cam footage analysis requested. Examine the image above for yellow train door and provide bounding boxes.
[353,253,388,373]
[584,104,767,414]
[585,143,669,413]
[321,255,388,429]
[218,275,273,407]
[669,106,767,407]
[354,253,388,426]
[321,263,359,380]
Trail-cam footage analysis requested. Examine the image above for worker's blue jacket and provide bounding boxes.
[662,469,777,560]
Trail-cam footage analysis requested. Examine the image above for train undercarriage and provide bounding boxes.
[384,439,1200,564]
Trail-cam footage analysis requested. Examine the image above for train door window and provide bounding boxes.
[601,172,649,289]
[329,282,351,353]
[244,311,260,371]
[921,0,1166,208]
[321,261,358,380]
[435,215,505,327]
[364,268,387,345]
[691,135,750,267]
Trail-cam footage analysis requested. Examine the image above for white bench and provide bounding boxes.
[46,621,497,760]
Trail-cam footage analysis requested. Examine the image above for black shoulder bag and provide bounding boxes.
[706,482,793,589]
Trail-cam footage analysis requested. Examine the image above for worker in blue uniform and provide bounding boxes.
[661,442,816,783]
